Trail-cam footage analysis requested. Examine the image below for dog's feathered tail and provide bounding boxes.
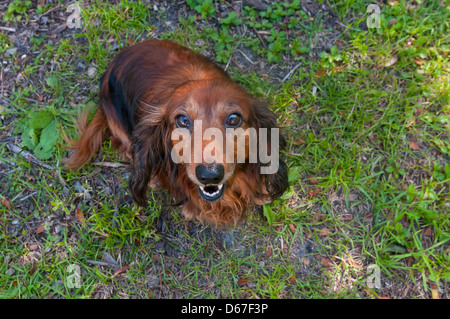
[64,108,108,170]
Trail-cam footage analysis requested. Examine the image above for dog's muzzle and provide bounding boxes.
[196,164,225,202]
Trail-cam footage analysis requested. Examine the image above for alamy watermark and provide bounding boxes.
[367,4,381,29]
[366,264,381,289]
[171,121,280,174]
[66,264,82,289]
[66,3,82,29]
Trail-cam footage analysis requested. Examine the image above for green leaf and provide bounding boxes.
[263,205,274,225]
[385,244,407,254]
[22,126,38,150]
[39,119,59,146]
[46,75,59,88]
[288,166,301,182]
[444,163,450,178]
[220,11,242,25]
[33,142,54,160]
[28,110,53,130]
[33,119,59,160]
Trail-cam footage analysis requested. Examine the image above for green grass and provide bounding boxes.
[1,0,449,299]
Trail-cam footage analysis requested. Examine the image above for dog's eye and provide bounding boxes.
[175,114,191,128]
[226,113,242,127]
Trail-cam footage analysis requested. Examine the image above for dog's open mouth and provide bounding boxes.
[198,184,225,202]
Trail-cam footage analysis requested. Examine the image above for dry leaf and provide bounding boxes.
[292,138,305,145]
[320,257,330,267]
[431,284,440,299]
[29,266,36,276]
[288,274,296,285]
[384,55,398,67]
[318,227,331,236]
[36,224,45,234]
[423,227,434,237]
[289,223,296,234]
[409,141,420,150]
[315,69,327,77]
[1,198,11,211]
[76,207,84,223]
[414,59,424,66]
[340,214,353,221]
[308,188,320,198]
[266,246,273,257]
[348,193,358,200]
[28,243,39,251]
[237,277,250,286]
[388,18,397,26]
[302,257,310,267]
[308,175,319,184]
[113,265,130,277]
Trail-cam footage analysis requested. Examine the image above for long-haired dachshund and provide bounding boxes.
[66,39,288,226]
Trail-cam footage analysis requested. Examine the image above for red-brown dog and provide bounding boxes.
[66,40,288,225]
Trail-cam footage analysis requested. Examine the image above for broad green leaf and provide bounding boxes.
[22,126,38,150]
[263,205,274,225]
[28,110,53,130]
[46,75,59,88]
[288,166,301,182]
[33,119,59,160]
[33,142,54,160]
[39,119,59,146]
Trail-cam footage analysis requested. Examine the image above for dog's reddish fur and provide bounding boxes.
[66,40,288,226]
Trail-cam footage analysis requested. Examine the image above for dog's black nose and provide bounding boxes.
[195,164,224,185]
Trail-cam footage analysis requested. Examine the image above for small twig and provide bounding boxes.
[282,62,302,83]
[0,26,16,32]
[92,161,128,168]
[253,27,268,49]
[55,160,67,187]
[87,253,119,269]
[224,29,247,71]
[86,260,112,267]
[20,192,38,202]
[36,0,77,18]
[231,58,243,70]
[5,143,55,170]
[237,49,255,65]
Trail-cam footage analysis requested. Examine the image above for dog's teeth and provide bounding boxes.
[199,184,224,198]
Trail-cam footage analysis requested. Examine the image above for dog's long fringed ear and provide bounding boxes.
[251,100,289,201]
[128,120,170,207]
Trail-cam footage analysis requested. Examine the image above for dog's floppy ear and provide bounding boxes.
[250,100,289,201]
[128,112,173,207]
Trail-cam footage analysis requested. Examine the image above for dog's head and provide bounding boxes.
[129,78,288,208]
